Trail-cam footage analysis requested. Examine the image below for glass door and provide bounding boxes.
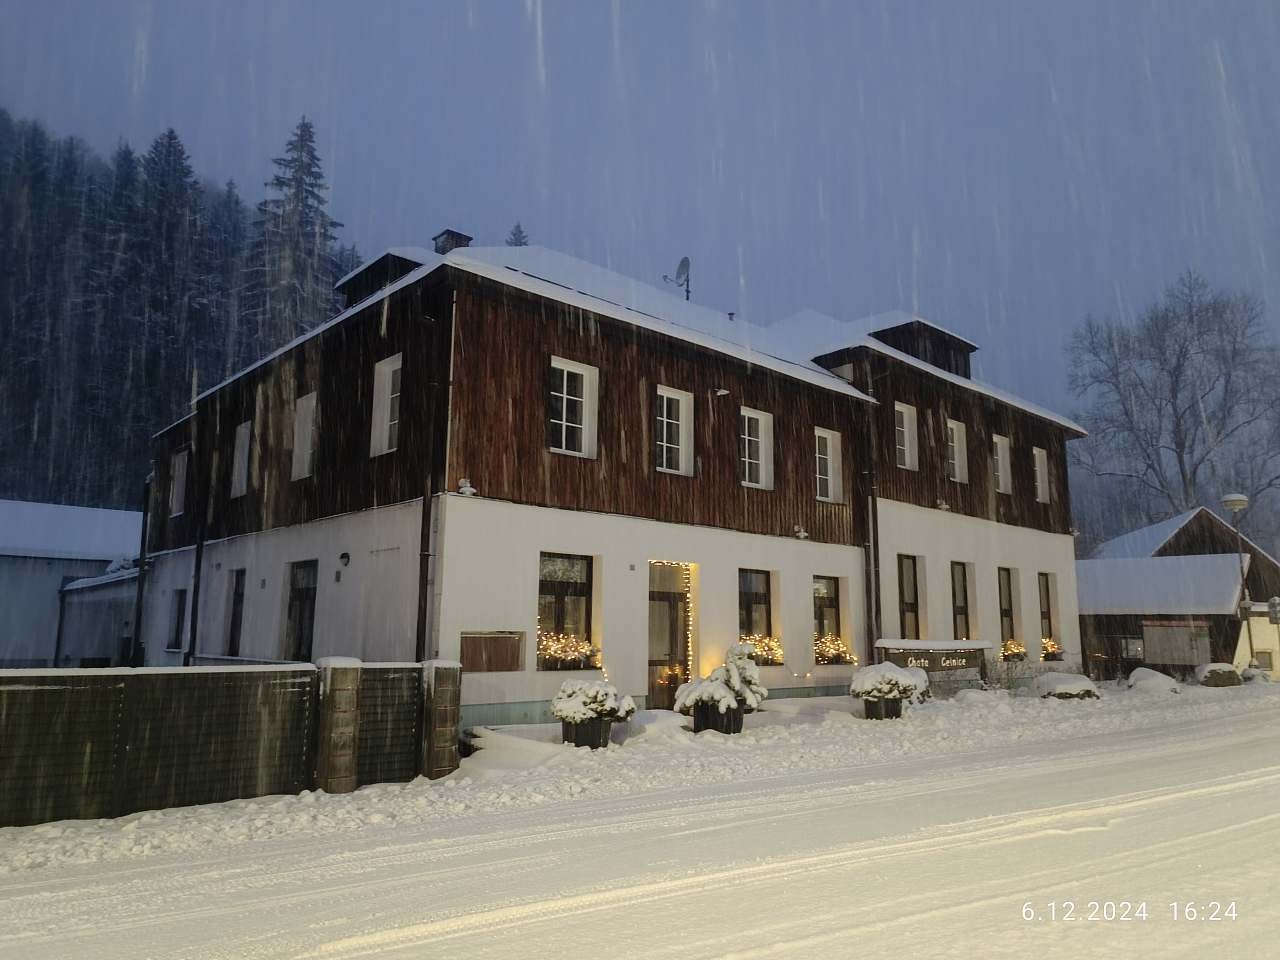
[647,563,690,710]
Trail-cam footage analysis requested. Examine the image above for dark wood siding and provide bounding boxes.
[444,272,872,547]
[1155,510,1280,601]
[843,350,1074,535]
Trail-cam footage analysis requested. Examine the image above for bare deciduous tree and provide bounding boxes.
[1069,270,1280,528]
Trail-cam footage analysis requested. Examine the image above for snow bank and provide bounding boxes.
[1128,667,1180,694]
[4,683,1279,875]
[1034,672,1099,699]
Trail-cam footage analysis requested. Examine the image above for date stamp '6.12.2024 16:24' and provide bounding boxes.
[1021,901,1239,923]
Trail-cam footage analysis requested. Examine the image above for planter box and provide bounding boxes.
[692,702,745,734]
[862,697,903,720]
[560,718,613,749]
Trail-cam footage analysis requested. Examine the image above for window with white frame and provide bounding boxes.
[547,356,599,458]
[1033,446,1050,503]
[894,402,918,470]
[230,420,251,498]
[739,407,774,489]
[369,353,403,458]
[655,385,693,475]
[168,449,188,517]
[992,434,1012,494]
[291,392,318,480]
[814,427,842,501]
[945,418,968,483]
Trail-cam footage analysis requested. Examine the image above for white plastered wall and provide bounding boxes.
[430,493,865,708]
[1233,614,1280,673]
[144,500,422,664]
[874,498,1081,664]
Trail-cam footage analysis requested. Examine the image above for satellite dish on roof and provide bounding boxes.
[663,256,691,301]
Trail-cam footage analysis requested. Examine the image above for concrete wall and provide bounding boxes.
[0,554,107,666]
[144,501,422,665]
[875,499,1081,665]
[430,493,864,724]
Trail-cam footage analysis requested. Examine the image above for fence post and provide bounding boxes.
[315,658,362,793]
[421,660,461,779]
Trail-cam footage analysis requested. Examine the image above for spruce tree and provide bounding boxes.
[506,221,529,246]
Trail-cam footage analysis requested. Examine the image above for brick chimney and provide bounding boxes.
[432,228,473,255]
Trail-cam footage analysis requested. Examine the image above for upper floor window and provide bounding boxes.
[291,392,318,480]
[547,356,599,458]
[369,353,403,458]
[168,449,188,517]
[944,418,968,483]
[1033,446,1050,503]
[230,420,251,498]
[894,403,918,470]
[814,428,842,502]
[655,385,693,475]
[992,434,1012,495]
[739,407,774,489]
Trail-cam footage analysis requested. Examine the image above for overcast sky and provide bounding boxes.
[4,0,1279,406]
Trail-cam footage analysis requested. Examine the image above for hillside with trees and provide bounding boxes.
[0,110,359,510]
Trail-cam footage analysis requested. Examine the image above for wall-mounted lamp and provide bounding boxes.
[793,524,809,540]
[458,478,477,496]
[935,499,951,512]
[713,388,730,397]
[339,552,350,567]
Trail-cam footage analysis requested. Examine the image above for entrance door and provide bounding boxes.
[284,560,318,662]
[648,563,690,710]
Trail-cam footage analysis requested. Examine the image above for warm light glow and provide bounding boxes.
[536,630,598,666]
[813,633,856,666]
[651,561,695,684]
[742,633,784,666]
[1040,637,1063,661]
[1001,637,1027,660]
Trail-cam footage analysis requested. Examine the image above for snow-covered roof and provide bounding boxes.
[333,246,436,290]
[814,309,980,353]
[0,499,142,561]
[1090,509,1202,560]
[62,567,139,592]
[1075,555,1249,616]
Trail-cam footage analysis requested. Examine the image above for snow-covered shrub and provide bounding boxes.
[1127,667,1179,694]
[1035,672,1099,700]
[849,662,918,702]
[903,666,931,704]
[1242,665,1271,683]
[1195,663,1242,687]
[674,643,769,715]
[551,680,636,723]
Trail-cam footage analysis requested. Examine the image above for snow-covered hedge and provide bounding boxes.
[1035,672,1099,700]
[1195,663,1242,687]
[551,680,637,723]
[1128,667,1179,694]
[674,643,768,714]
[849,662,919,702]
[903,666,931,704]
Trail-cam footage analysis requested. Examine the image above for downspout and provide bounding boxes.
[53,582,68,667]
[863,362,883,664]
[128,473,152,666]
[184,422,207,667]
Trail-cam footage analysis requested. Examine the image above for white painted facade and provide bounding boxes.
[144,500,421,665]
[874,498,1081,666]
[429,493,864,723]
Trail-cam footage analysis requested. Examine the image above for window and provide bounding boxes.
[460,631,524,672]
[739,407,774,489]
[369,353,403,457]
[894,403,918,470]
[951,562,970,642]
[813,576,848,664]
[945,419,968,483]
[998,567,1022,658]
[1256,650,1274,671]
[655,386,693,475]
[284,560,318,662]
[992,434,1012,495]
[1038,572,1054,642]
[230,420,251,498]
[814,428,842,502]
[291,392,318,480]
[537,552,594,669]
[226,568,246,657]
[898,554,920,640]
[547,357,599,458]
[1033,446,1050,503]
[739,568,779,663]
[168,449,188,517]
[167,589,187,652]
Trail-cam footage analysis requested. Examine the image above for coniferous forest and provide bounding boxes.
[0,109,360,510]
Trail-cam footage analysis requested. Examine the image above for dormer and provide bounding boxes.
[809,310,978,379]
[333,247,435,310]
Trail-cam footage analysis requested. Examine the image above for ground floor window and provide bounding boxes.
[951,562,970,642]
[739,568,782,664]
[1038,572,1062,660]
[812,576,849,664]
[226,568,246,657]
[537,552,596,669]
[167,589,187,652]
[284,560,318,662]
[1255,650,1274,670]
[898,555,920,640]
[998,567,1024,660]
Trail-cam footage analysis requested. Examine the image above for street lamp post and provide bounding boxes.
[1221,492,1256,664]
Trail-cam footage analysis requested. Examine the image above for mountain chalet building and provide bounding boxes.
[140,237,1084,725]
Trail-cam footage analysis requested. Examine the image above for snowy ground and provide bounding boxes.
[3,682,1279,958]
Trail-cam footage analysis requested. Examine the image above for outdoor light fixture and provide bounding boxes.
[794,524,809,539]
[714,388,730,397]
[1221,492,1255,662]
[458,478,477,496]
[339,552,350,567]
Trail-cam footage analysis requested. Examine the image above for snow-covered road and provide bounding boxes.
[3,686,1278,958]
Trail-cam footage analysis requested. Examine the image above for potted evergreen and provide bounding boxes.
[675,643,768,734]
[849,662,918,719]
[551,679,636,749]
